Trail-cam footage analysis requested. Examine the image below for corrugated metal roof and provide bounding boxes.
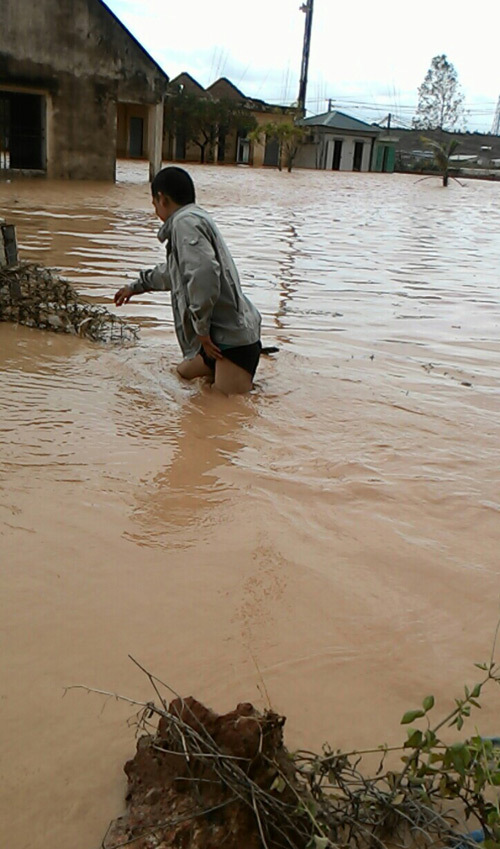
[300,110,379,133]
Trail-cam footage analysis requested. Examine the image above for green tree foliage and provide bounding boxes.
[413,54,466,132]
[250,120,306,172]
[289,656,500,848]
[422,136,461,186]
[165,91,257,164]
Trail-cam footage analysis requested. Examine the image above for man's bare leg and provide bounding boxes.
[177,354,253,395]
[213,358,253,395]
[177,354,213,380]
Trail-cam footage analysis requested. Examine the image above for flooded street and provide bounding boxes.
[1,162,500,849]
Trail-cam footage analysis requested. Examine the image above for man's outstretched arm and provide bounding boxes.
[114,263,171,306]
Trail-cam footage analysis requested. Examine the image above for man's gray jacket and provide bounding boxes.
[130,204,261,359]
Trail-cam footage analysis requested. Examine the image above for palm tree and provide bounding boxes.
[421,137,461,186]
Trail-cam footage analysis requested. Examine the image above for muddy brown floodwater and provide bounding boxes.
[1,162,500,849]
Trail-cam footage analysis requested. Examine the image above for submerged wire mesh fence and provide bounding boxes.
[0,262,138,344]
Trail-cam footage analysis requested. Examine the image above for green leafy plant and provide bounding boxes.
[250,119,306,172]
[165,91,257,163]
[421,136,462,186]
[393,659,500,847]
[288,647,500,848]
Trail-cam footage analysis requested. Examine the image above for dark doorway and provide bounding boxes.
[0,92,45,170]
[174,131,186,160]
[353,141,364,171]
[0,96,8,169]
[332,139,342,170]
[381,145,389,171]
[264,137,280,166]
[236,131,250,164]
[129,117,144,157]
[217,129,226,162]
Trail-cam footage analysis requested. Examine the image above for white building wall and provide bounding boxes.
[330,136,373,171]
[362,141,373,171]
[338,137,355,170]
[296,131,376,172]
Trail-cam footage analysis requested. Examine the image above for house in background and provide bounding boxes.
[169,72,208,99]
[206,77,295,167]
[164,74,296,167]
[296,110,381,172]
[164,72,215,163]
[0,0,168,180]
[206,77,256,166]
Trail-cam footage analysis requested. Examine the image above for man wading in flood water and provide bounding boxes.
[114,167,262,395]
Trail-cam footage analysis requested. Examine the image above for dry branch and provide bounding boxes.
[68,660,496,849]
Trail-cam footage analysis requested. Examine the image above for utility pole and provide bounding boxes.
[492,96,500,135]
[297,0,314,116]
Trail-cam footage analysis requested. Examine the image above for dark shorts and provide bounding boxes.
[200,341,262,378]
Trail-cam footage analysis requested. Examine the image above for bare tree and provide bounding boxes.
[413,55,466,132]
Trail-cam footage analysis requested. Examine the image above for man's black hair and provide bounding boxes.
[151,167,195,205]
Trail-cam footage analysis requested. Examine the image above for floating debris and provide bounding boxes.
[0,262,138,344]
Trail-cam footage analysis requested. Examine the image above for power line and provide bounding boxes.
[256,93,497,111]
[246,86,498,129]
[323,96,498,109]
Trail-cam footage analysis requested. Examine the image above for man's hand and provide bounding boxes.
[199,335,223,360]
[114,285,134,307]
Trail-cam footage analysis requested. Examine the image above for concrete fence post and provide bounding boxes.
[148,101,164,182]
[0,223,18,269]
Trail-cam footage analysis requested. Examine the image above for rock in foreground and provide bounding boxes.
[104,697,306,849]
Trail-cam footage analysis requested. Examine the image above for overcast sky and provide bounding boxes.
[106,0,499,132]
